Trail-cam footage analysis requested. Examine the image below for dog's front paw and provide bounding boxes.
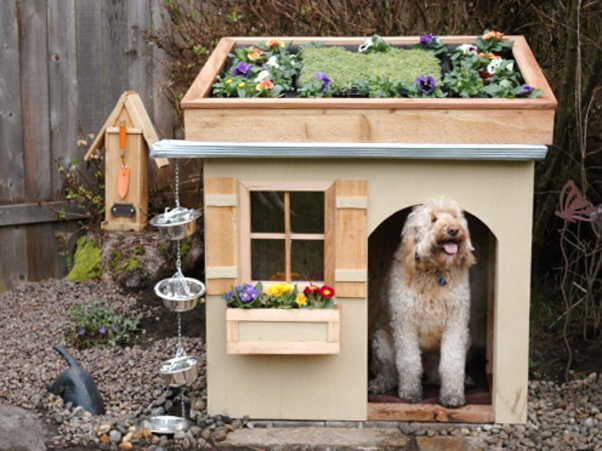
[439,392,466,408]
[398,386,422,404]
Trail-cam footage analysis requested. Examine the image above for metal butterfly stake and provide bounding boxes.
[555,180,597,410]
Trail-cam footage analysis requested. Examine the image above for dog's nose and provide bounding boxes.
[447,226,459,237]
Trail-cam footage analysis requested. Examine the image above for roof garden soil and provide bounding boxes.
[298,46,442,92]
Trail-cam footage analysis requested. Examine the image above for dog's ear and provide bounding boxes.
[461,236,477,268]
[401,226,418,277]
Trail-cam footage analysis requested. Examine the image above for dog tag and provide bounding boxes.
[111,203,136,218]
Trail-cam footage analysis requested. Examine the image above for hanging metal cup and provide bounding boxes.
[140,415,189,434]
[154,272,205,313]
[150,207,201,241]
[159,355,199,386]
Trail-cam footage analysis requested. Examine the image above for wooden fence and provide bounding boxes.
[0,0,196,292]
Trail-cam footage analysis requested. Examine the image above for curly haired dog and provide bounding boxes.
[369,199,476,408]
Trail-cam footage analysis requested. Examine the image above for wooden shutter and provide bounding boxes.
[334,180,368,298]
[204,177,238,295]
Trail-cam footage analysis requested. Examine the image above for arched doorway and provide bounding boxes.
[367,206,497,412]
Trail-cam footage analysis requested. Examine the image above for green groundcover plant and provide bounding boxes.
[211,30,543,99]
[65,299,143,349]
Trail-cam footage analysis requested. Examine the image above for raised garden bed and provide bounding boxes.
[182,35,557,145]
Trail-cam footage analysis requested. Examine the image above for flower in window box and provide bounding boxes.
[295,293,307,307]
[303,284,320,296]
[319,286,335,299]
[240,285,260,303]
[266,283,294,297]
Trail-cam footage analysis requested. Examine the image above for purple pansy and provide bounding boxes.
[231,61,251,78]
[315,72,331,93]
[239,285,260,303]
[420,33,433,47]
[416,75,436,95]
[99,327,107,335]
[78,328,85,336]
[519,85,532,97]
[225,290,235,301]
[112,324,119,332]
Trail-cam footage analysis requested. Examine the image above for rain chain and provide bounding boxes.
[147,159,205,434]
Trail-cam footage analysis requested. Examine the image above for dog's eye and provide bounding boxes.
[431,215,437,223]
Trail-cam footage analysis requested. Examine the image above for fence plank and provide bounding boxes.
[48,0,79,197]
[76,0,104,139]
[0,227,28,291]
[19,0,52,202]
[128,0,153,111]
[103,0,129,118]
[150,0,176,195]
[0,0,26,205]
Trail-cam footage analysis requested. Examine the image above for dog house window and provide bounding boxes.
[241,183,334,284]
[250,191,324,281]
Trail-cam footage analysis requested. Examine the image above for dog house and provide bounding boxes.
[150,36,557,424]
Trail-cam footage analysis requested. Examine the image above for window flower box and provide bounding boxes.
[223,283,340,355]
[226,306,341,355]
[182,34,557,145]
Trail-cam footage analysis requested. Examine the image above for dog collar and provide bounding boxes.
[436,270,447,286]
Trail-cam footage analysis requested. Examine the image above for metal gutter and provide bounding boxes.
[150,140,548,161]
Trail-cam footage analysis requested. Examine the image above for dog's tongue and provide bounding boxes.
[443,242,458,255]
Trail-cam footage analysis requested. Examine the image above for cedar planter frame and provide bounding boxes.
[226,307,341,355]
[182,36,557,145]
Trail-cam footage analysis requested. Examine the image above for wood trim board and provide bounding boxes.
[368,403,494,423]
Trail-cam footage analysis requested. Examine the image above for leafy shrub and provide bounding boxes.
[65,300,143,349]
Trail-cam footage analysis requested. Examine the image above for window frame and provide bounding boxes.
[239,181,335,287]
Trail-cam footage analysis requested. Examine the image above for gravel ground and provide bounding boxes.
[2,279,602,450]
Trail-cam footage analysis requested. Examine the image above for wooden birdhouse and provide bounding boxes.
[84,91,168,232]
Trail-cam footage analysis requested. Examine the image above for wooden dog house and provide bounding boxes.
[150,36,557,424]
[84,91,168,232]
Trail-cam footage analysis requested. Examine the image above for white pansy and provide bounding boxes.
[267,56,279,68]
[506,61,514,72]
[487,58,503,75]
[359,37,373,53]
[457,44,477,56]
[254,70,270,83]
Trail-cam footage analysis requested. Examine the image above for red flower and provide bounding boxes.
[303,284,320,296]
[319,286,335,299]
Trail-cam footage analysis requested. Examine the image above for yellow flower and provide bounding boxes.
[238,82,246,88]
[266,283,294,297]
[295,293,307,306]
[248,51,260,61]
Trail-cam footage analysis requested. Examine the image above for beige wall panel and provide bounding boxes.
[185,109,554,145]
[205,159,534,423]
[207,296,368,420]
